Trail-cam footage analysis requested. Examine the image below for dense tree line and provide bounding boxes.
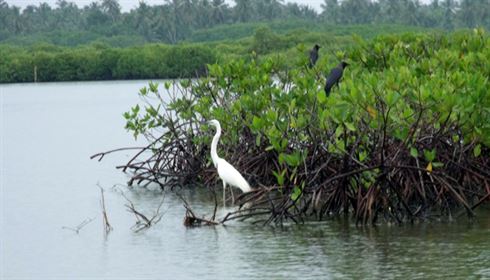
[0,44,216,82]
[321,0,489,29]
[1,23,433,83]
[0,0,489,46]
[0,0,316,44]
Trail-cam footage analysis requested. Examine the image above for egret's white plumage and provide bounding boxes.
[208,119,252,204]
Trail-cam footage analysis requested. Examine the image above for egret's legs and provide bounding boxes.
[230,187,235,204]
[223,181,227,206]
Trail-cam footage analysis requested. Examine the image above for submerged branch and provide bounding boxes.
[62,218,94,234]
[121,191,165,232]
[98,184,113,234]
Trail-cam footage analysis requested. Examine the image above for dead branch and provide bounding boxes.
[121,192,165,232]
[98,184,113,234]
[62,217,94,234]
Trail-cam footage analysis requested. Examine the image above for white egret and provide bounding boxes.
[207,119,252,205]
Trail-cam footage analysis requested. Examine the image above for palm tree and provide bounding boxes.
[458,0,482,28]
[8,6,23,34]
[321,0,339,24]
[339,0,372,24]
[234,0,253,22]
[442,0,455,30]
[55,0,82,30]
[101,0,121,23]
[255,0,283,20]
[379,0,402,23]
[298,5,317,19]
[401,0,420,26]
[197,0,212,27]
[132,1,155,41]
[211,0,226,24]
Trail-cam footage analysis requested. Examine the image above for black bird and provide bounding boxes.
[324,61,349,96]
[308,44,320,68]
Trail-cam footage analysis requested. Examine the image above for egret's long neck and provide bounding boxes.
[210,124,221,167]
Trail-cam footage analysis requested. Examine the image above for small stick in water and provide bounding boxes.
[98,184,113,234]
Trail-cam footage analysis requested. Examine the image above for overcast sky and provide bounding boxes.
[7,0,432,13]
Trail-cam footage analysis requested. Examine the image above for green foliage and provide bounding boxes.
[164,45,217,78]
[125,30,489,192]
[190,22,267,42]
[347,28,490,146]
[251,26,280,55]
[0,43,216,83]
[0,21,445,83]
[117,30,490,223]
[189,20,432,45]
[2,0,489,47]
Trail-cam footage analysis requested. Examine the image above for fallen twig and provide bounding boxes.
[121,192,165,232]
[98,184,113,234]
[62,218,94,234]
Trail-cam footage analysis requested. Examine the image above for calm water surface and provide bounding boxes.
[1,81,489,279]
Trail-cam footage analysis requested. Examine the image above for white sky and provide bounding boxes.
[6,0,433,13]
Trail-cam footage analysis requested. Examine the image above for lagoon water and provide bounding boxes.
[1,80,489,279]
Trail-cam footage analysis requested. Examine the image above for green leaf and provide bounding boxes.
[410,147,419,158]
[252,116,264,130]
[359,151,367,162]
[280,138,288,150]
[473,144,481,157]
[317,91,327,104]
[146,105,158,117]
[386,91,401,106]
[132,104,140,115]
[278,153,285,165]
[345,122,356,132]
[283,151,301,167]
[337,140,345,152]
[290,186,302,201]
[424,149,436,162]
[335,125,344,138]
[149,81,159,93]
[272,169,286,186]
[180,79,191,88]
[432,162,444,168]
[279,151,301,167]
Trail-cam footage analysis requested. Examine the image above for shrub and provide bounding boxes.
[117,30,489,224]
